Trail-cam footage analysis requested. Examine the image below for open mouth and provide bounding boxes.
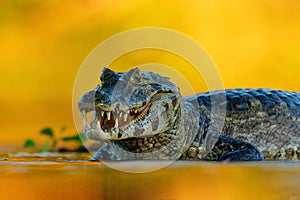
[80,102,151,139]
[78,89,178,141]
[96,102,151,132]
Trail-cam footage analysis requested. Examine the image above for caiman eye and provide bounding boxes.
[130,74,151,85]
[141,76,151,84]
[130,75,142,85]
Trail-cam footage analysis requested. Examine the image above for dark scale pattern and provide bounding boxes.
[185,88,300,160]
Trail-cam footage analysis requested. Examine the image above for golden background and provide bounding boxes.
[1,0,300,149]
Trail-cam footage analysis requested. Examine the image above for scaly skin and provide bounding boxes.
[78,68,300,161]
[183,89,300,160]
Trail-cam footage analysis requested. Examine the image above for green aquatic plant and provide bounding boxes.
[24,126,87,152]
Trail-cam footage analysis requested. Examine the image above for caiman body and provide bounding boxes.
[78,68,300,161]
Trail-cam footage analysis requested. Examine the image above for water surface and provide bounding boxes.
[0,153,299,200]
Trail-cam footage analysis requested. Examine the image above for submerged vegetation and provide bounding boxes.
[24,127,88,152]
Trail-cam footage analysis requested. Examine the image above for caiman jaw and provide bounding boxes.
[80,102,152,140]
[97,103,151,132]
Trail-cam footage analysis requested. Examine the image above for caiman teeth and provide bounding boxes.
[107,111,111,120]
[132,110,147,124]
[92,102,151,133]
[115,118,119,128]
[97,121,101,130]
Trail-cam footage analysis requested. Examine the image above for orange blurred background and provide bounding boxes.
[1,0,300,150]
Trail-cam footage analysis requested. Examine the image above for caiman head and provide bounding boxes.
[78,67,182,149]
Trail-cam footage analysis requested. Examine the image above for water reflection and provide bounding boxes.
[0,159,299,200]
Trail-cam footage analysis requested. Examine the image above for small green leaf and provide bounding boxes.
[24,139,36,148]
[62,135,81,142]
[40,141,50,152]
[62,133,86,144]
[40,128,54,138]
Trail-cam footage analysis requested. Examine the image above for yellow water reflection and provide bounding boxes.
[0,158,299,200]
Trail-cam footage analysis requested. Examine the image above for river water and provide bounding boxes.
[0,153,299,200]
